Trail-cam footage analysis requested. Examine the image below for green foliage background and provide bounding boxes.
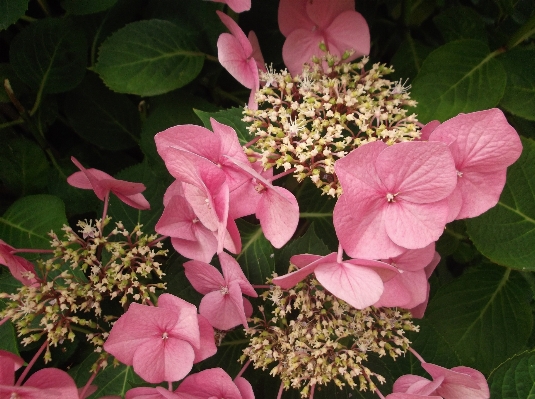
[1,0,535,398]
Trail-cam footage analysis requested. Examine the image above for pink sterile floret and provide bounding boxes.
[103,294,210,384]
[175,368,254,399]
[333,140,457,260]
[184,252,257,330]
[217,11,264,109]
[0,240,38,286]
[427,108,522,220]
[211,0,251,13]
[392,363,489,399]
[272,252,398,310]
[278,0,370,75]
[67,157,150,210]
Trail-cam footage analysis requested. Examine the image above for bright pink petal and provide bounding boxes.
[384,199,450,249]
[157,294,201,348]
[234,377,254,399]
[278,0,311,37]
[282,28,326,76]
[0,241,38,286]
[194,315,217,363]
[386,394,442,399]
[324,10,370,60]
[22,368,79,399]
[315,261,384,309]
[224,218,242,254]
[0,350,23,385]
[155,196,199,241]
[176,368,242,399]
[243,297,253,318]
[219,252,257,297]
[163,181,185,207]
[419,120,441,141]
[126,386,181,399]
[183,260,226,295]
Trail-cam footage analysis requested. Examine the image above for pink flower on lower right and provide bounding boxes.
[387,362,489,399]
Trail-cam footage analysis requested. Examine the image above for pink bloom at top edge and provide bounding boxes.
[0,366,79,399]
[175,368,254,399]
[0,240,38,286]
[211,0,251,13]
[103,294,201,384]
[272,252,399,309]
[278,0,370,75]
[67,157,150,210]
[427,108,522,220]
[333,140,457,260]
[392,363,489,399]
[184,252,257,330]
[217,11,264,109]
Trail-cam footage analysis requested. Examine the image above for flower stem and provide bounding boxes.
[12,249,54,254]
[269,168,296,182]
[374,388,387,399]
[16,340,48,386]
[276,382,284,399]
[235,359,251,379]
[408,346,426,364]
[101,193,110,224]
[79,366,100,399]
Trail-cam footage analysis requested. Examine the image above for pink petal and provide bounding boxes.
[385,243,436,272]
[0,241,38,286]
[199,282,248,330]
[176,368,242,399]
[114,192,150,210]
[171,235,218,264]
[315,261,384,309]
[248,31,265,71]
[393,374,443,395]
[163,181,185,207]
[132,337,195,383]
[218,34,259,89]
[211,0,251,13]
[243,297,253,318]
[217,11,252,53]
[385,394,442,399]
[419,120,441,141]
[324,10,370,60]
[0,350,24,385]
[224,218,242,254]
[278,0,311,37]
[157,294,201,349]
[183,260,226,295]
[155,196,200,241]
[374,269,428,309]
[282,28,326,76]
[193,315,217,363]
[384,199,450,249]
[22,368,79,399]
[126,386,181,399]
[234,377,255,399]
[219,252,257,297]
[272,261,319,289]
[305,0,355,29]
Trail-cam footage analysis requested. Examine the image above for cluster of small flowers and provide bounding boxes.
[243,55,419,196]
[0,218,167,360]
[241,275,418,397]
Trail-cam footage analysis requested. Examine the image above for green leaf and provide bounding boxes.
[10,18,86,93]
[275,224,330,276]
[141,90,218,163]
[433,6,487,43]
[498,48,535,121]
[390,37,433,81]
[61,0,118,15]
[162,252,202,305]
[0,195,68,250]
[194,107,253,146]
[0,137,50,196]
[489,350,535,398]
[107,161,168,233]
[235,220,275,285]
[64,72,140,150]
[466,137,535,270]
[0,0,28,30]
[200,329,249,376]
[411,40,506,123]
[70,352,145,399]
[0,321,19,355]
[95,19,204,96]
[417,265,532,374]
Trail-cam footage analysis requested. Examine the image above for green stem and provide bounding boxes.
[507,13,535,50]
[0,118,24,130]
[69,325,95,335]
[205,53,219,63]
[37,0,50,16]
[20,15,38,22]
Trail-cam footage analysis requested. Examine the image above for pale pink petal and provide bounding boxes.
[248,32,265,71]
[193,315,217,363]
[199,282,248,330]
[393,374,443,395]
[133,338,195,383]
[315,261,384,309]
[217,11,252,53]
[385,243,435,272]
[454,169,507,220]
[218,34,259,89]
[183,260,226,295]
[224,218,242,254]
[157,293,201,349]
[171,234,218,264]
[234,377,255,399]
[345,258,399,281]
[374,269,428,309]
[305,0,355,29]
[163,181,185,207]
[445,185,464,222]
[422,363,489,398]
[219,252,257,297]
[176,368,242,399]
[282,28,326,76]
[291,253,330,268]
[155,196,199,241]
[324,10,370,60]
[272,261,319,289]
[376,141,457,204]
[278,0,311,37]
[66,171,94,190]
[384,199,450,249]
[114,192,150,210]
[126,386,181,399]
[419,120,441,141]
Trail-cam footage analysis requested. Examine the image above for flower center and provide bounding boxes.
[220,286,229,295]
[457,170,463,177]
[386,193,398,203]
[162,332,169,340]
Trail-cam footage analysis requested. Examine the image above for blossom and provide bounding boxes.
[211,0,251,13]
[333,140,457,259]
[103,294,203,383]
[184,252,257,330]
[217,11,264,109]
[0,350,79,399]
[175,368,254,399]
[67,157,150,210]
[0,240,38,286]
[426,108,522,220]
[278,0,370,75]
[272,252,398,309]
[392,363,490,399]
